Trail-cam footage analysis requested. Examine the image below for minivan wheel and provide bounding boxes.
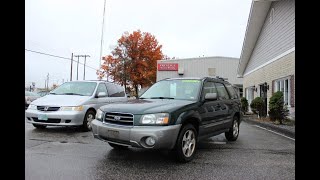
[108,142,128,150]
[225,116,240,141]
[82,110,96,132]
[175,124,197,163]
[33,124,47,129]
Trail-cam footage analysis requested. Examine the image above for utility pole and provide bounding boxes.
[46,73,49,91]
[83,55,90,80]
[74,55,80,80]
[70,53,73,81]
[99,0,107,80]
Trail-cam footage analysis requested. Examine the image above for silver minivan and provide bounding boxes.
[25,80,127,131]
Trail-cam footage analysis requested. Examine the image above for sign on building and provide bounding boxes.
[157,63,178,71]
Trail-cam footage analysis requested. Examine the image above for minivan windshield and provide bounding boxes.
[140,79,202,101]
[25,91,40,97]
[50,82,97,96]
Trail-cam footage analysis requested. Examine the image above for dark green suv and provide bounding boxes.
[92,77,241,162]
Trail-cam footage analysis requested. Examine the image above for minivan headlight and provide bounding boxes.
[140,113,169,125]
[60,106,83,111]
[96,109,104,121]
[28,104,37,110]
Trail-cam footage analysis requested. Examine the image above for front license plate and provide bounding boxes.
[107,130,119,138]
[38,114,48,120]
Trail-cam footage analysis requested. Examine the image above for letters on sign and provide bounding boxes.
[157,63,178,71]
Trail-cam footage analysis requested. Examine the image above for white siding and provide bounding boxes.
[157,56,243,85]
[244,0,295,74]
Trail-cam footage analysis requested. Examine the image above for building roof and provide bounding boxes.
[237,0,277,77]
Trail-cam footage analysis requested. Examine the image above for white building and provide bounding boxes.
[237,0,295,118]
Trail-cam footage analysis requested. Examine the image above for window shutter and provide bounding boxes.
[290,75,294,107]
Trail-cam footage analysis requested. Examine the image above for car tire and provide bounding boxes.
[225,116,240,141]
[33,124,47,129]
[175,124,197,163]
[82,110,96,132]
[108,142,128,150]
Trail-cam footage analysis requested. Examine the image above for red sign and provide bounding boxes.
[158,63,178,71]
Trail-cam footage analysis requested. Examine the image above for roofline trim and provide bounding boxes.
[242,47,295,77]
[237,0,273,77]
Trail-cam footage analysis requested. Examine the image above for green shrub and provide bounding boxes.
[250,97,264,117]
[240,97,249,114]
[268,91,289,124]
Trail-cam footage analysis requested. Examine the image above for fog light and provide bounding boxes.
[145,137,156,146]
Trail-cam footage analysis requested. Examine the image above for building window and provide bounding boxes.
[208,68,216,76]
[274,77,290,106]
[245,86,255,112]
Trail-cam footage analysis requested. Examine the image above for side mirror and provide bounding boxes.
[205,93,217,101]
[97,92,107,98]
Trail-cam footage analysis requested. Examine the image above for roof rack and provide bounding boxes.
[214,76,228,81]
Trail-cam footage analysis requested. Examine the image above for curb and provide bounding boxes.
[243,117,295,139]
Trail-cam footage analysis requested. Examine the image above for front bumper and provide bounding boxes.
[25,109,86,126]
[92,120,181,149]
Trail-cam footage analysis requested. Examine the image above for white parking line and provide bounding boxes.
[253,125,295,141]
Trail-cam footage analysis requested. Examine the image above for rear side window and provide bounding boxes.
[215,82,230,100]
[225,84,238,99]
[106,83,125,97]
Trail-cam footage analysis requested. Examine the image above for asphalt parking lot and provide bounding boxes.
[25,121,295,180]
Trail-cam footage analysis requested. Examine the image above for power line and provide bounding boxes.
[25,49,98,71]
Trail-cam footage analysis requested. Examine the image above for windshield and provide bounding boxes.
[50,82,97,96]
[140,79,202,101]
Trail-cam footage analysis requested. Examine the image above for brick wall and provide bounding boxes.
[243,51,295,115]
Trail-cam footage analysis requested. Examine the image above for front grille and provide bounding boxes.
[104,112,134,126]
[32,117,61,123]
[37,106,60,111]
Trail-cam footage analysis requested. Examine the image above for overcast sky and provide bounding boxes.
[25,0,252,88]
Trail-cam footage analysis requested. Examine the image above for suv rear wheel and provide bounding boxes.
[175,124,197,163]
[225,116,240,141]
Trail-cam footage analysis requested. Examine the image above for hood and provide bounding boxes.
[31,94,91,106]
[100,99,196,114]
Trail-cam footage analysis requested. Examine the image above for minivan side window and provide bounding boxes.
[96,83,108,97]
[215,82,230,100]
[116,85,126,97]
[225,84,238,99]
[106,83,125,97]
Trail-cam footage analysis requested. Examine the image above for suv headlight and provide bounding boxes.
[96,109,104,121]
[140,113,169,125]
[60,106,84,111]
[28,104,37,110]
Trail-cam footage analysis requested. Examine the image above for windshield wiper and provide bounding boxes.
[59,93,85,96]
[150,97,175,99]
[49,92,56,95]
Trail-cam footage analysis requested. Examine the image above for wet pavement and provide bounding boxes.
[25,121,295,180]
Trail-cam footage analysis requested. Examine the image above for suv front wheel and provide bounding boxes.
[225,116,240,141]
[175,124,197,163]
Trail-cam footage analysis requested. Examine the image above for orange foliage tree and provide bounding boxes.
[97,30,164,97]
